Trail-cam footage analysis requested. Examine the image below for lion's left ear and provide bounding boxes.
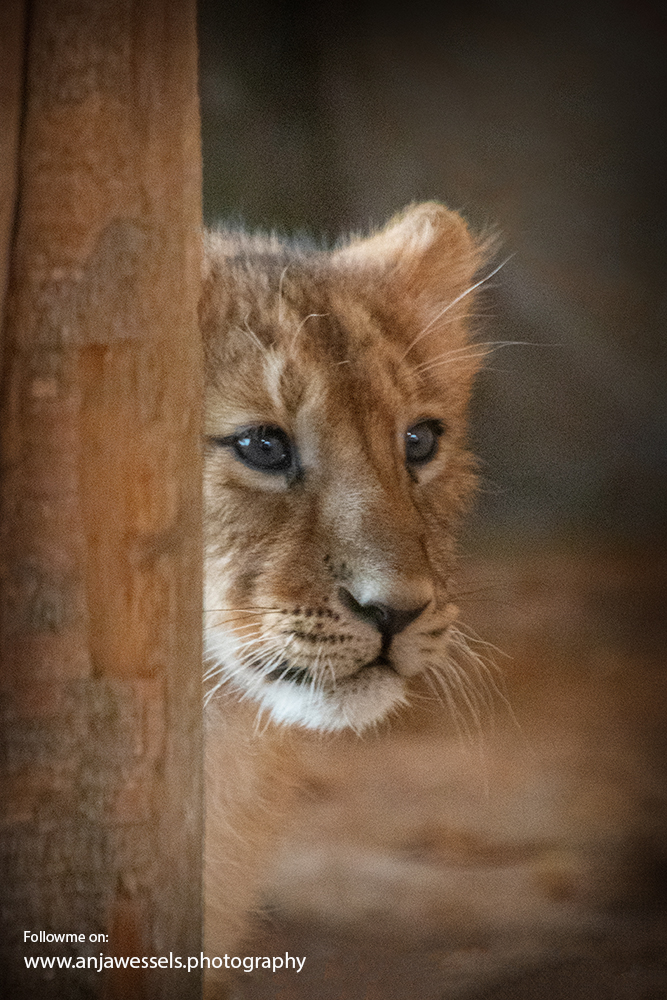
[332,202,488,341]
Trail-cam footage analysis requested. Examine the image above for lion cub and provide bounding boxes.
[200,203,488,990]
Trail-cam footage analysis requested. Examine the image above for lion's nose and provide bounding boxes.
[337,587,429,638]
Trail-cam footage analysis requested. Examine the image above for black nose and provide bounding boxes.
[338,587,428,638]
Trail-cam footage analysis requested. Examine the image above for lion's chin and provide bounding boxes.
[244,665,408,733]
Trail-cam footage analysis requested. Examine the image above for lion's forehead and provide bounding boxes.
[206,320,436,442]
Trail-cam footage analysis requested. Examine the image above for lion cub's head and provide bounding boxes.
[201,203,488,732]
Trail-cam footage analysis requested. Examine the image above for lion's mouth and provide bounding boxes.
[355,653,396,675]
[262,654,396,687]
[239,646,407,732]
[262,661,310,685]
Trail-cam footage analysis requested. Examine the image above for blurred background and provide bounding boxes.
[199,1,667,996]
[199,0,667,544]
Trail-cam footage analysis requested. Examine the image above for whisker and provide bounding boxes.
[447,658,486,728]
[277,264,290,325]
[415,339,531,373]
[447,624,522,737]
[451,621,509,661]
[203,606,284,615]
[291,312,329,349]
[400,255,515,360]
[253,704,274,738]
[416,352,491,376]
[426,664,476,742]
[236,316,269,356]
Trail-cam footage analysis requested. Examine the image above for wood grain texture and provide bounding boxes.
[0,1,203,996]
[0,0,26,368]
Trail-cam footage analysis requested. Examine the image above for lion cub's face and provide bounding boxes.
[200,203,486,731]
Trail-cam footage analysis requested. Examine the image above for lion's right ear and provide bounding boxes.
[332,202,489,342]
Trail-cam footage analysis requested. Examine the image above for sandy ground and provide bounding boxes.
[226,546,667,999]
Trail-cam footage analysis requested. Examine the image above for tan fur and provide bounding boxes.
[201,203,489,993]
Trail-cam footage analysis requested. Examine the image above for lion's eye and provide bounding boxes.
[234,426,293,472]
[405,419,443,466]
[213,426,294,473]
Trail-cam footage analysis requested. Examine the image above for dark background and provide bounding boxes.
[199,0,667,546]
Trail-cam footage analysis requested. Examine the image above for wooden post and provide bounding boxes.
[0,1,203,997]
[0,0,26,356]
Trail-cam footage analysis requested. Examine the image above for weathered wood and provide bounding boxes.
[0,0,26,364]
[0,1,203,997]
